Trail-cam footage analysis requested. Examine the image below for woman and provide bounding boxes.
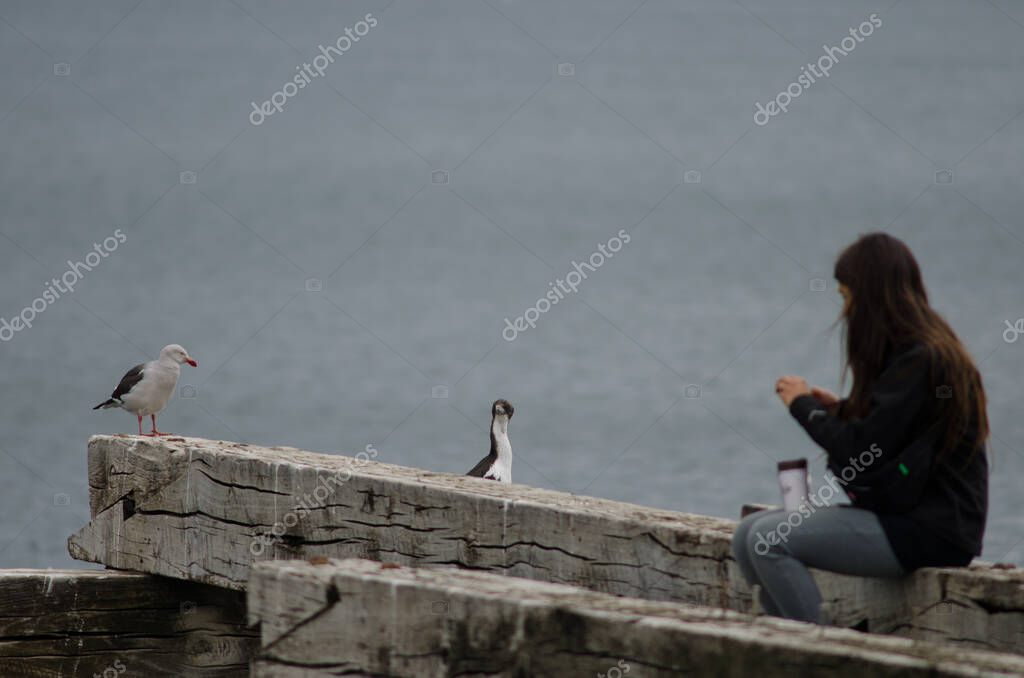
[731,232,989,624]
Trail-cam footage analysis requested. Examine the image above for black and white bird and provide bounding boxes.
[93,344,198,436]
[466,399,514,483]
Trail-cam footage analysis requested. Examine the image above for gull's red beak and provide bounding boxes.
[186,358,198,367]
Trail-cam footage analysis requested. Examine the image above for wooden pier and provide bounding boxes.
[246,558,1024,677]
[3,434,1022,675]
[0,568,254,677]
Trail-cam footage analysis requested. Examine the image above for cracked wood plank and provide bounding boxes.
[0,568,257,677]
[68,435,1024,655]
[247,558,1024,678]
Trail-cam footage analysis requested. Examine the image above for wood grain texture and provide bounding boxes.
[68,435,1024,655]
[0,569,256,677]
[247,558,1024,678]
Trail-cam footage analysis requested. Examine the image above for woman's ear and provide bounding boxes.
[839,283,852,314]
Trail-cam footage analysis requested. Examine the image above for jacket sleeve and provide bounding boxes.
[789,346,933,467]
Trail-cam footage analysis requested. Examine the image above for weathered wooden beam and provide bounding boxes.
[247,558,1024,677]
[0,568,256,677]
[68,435,1024,654]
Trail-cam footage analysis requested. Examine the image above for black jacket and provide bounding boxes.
[789,344,988,571]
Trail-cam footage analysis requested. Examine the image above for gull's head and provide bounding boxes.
[492,399,514,420]
[161,344,198,367]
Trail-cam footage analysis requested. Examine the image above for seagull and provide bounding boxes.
[93,344,198,436]
[466,399,514,483]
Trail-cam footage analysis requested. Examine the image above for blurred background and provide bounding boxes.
[0,0,1021,568]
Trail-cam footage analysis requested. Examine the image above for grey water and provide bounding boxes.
[1,0,1022,569]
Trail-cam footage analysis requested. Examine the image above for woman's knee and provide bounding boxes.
[731,520,750,564]
[733,509,784,562]
[731,511,758,558]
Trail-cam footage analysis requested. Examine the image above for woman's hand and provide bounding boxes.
[775,375,811,407]
[810,386,839,407]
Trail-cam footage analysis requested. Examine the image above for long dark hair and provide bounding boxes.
[833,233,988,462]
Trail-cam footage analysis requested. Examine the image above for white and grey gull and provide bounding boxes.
[466,399,514,483]
[93,344,198,436]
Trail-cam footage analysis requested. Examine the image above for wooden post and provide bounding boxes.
[68,435,1024,654]
[247,558,1024,677]
[0,569,256,677]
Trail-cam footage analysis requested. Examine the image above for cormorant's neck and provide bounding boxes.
[490,415,511,458]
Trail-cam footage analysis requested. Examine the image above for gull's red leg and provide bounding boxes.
[150,414,169,436]
[137,415,144,436]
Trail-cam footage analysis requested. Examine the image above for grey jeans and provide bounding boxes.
[731,506,905,623]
